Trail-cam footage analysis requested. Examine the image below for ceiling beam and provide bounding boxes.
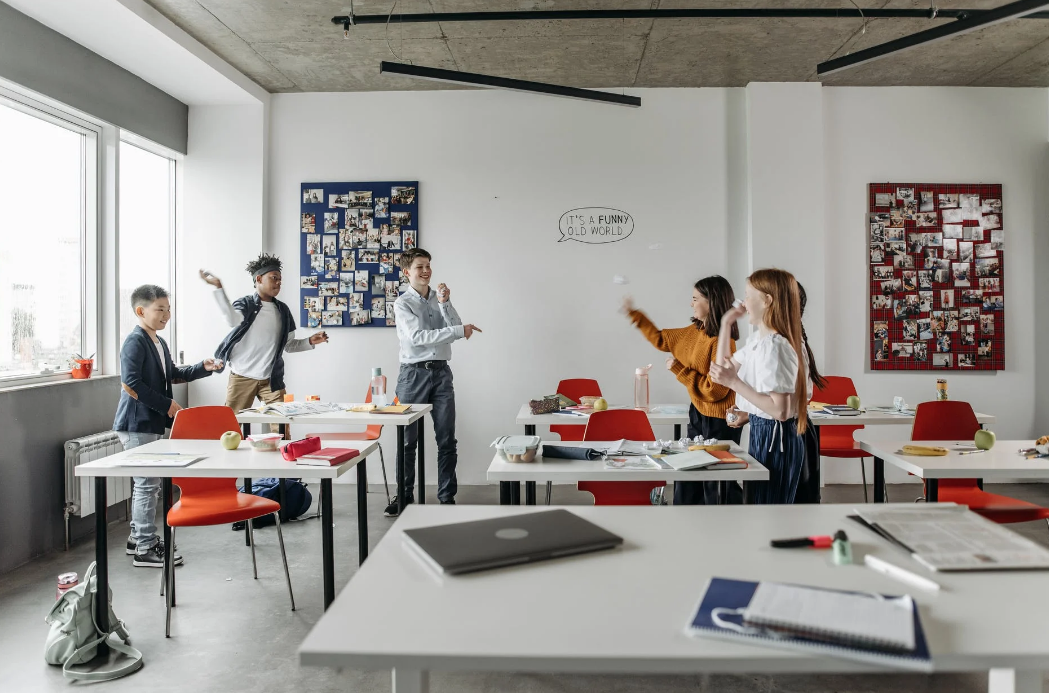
[817,0,1049,75]
[379,62,641,108]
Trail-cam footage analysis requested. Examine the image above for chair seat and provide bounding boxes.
[939,487,1049,524]
[303,431,378,441]
[578,481,664,506]
[820,446,868,459]
[168,492,281,527]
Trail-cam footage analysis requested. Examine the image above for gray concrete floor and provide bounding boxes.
[3,483,1049,693]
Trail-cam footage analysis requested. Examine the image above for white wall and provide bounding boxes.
[266,89,734,486]
[822,87,1049,484]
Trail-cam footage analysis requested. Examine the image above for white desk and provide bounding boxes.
[810,409,996,426]
[237,404,433,511]
[300,504,1048,693]
[859,440,1049,503]
[487,440,768,505]
[76,438,377,626]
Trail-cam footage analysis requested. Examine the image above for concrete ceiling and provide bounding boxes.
[139,1,1049,92]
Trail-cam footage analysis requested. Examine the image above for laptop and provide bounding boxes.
[402,509,624,575]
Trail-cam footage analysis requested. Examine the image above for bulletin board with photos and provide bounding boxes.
[299,181,418,328]
[868,183,1004,371]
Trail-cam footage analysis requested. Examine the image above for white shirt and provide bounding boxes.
[213,288,314,381]
[733,331,808,420]
[393,285,464,363]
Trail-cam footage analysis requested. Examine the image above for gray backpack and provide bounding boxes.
[44,562,143,681]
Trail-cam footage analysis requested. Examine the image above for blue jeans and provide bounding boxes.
[116,431,163,554]
[397,363,457,502]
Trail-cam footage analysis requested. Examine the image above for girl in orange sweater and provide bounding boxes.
[623,275,741,505]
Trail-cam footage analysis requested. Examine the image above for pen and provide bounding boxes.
[864,554,941,592]
[770,535,833,549]
[959,450,987,455]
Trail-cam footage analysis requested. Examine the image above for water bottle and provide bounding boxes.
[634,364,651,411]
[370,367,388,408]
[56,572,78,600]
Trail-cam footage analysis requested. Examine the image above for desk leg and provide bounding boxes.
[674,424,681,440]
[523,424,549,505]
[321,478,334,610]
[927,478,939,503]
[93,477,110,655]
[525,481,536,505]
[396,426,405,514]
[742,481,749,505]
[163,479,174,609]
[499,482,511,506]
[392,668,429,693]
[873,457,885,504]
[417,418,426,505]
[357,460,368,566]
[510,483,521,505]
[243,478,252,546]
[989,669,1042,693]
[277,424,288,522]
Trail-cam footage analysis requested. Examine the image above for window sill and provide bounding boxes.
[0,373,119,394]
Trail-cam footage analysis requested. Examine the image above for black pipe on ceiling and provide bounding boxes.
[332,8,1049,26]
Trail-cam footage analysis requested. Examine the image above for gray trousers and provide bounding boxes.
[397,362,458,502]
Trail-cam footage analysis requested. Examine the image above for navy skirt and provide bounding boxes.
[747,415,805,504]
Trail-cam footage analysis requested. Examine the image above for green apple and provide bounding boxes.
[846,396,861,410]
[221,430,242,450]
[593,398,608,411]
[974,429,996,450]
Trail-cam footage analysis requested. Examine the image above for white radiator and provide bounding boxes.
[65,431,130,519]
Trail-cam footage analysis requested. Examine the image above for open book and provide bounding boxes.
[242,401,342,417]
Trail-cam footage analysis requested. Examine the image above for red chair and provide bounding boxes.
[813,376,872,502]
[303,386,395,503]
[912,401,1049,525]
[165,406,294,636]
[550,378,601,442]
[579,410,665,505]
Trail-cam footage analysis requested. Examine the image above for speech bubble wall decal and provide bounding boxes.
[558,208,634,244]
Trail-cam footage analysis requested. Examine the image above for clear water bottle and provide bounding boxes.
[634,365,651,411]
[370,367,388,408]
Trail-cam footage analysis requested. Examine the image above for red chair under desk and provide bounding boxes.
[912,401,1049,528]
[579,409,665,506]
[813,376,873,502]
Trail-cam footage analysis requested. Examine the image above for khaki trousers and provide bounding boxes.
[226,373,285,433]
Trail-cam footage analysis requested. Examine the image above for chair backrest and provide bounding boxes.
[911,401,981,441]
[171,406,243,496]
[812,376,863,449]
[583,409,655,442]
[551,379,603,442]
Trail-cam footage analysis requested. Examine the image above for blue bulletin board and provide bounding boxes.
[299,181,418,328]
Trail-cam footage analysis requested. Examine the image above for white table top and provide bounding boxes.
[487,441,769,482]
[300,503,1049,674]
[858,440,1049,480]
[809,409,996,426]
[73,438,377,479]
[515,403,690,426]
[237,403,432,426]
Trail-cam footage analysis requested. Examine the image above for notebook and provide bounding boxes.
[821,405,862,416]
[373,404,413,414]
[297,448,360,466]
[660,449,719,471]
[687,577,932,672]
[706,450,748,470]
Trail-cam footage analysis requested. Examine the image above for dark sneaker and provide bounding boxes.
[231,521,246,531]
[440,499,456,505]
[127,537,178,554]
[132,543,183,568]
[384,496,414,517]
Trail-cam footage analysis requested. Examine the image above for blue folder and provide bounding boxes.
[687,577,933,672]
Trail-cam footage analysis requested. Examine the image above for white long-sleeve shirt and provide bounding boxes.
[393,285,464,363]
[213,288,313,380]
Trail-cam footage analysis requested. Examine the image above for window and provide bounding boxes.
[118,140,175,354]
[0,95,96,380]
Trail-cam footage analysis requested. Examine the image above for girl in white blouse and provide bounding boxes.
[709,269,811,504]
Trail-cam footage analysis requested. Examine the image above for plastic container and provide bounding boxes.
[370,367,388,408]
[246,433,282,451]
[634,364,652,411]
[56,572,78,600]
[491,435,541,463]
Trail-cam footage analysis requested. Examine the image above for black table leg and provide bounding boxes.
[357,460,368,566]
[396,426,405,514]
[524,424,536,436]
[417,418,426,504]
[93,477,110,655]
[525,481,536,505]
[873,457,885,504]
[927,478,939,503]
[742,481,749,505]
[277,424,288,522]
[163,478,175,609]
[522,426,538,506]
[499,481,511,506]
[674,424,681,440]
[977,478,984,490]
[242,422,253,542]
[243,477,252,546]
[510,482,521,505]
[321,478,334,610]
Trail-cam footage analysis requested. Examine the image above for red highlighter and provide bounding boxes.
[770,535,833,549]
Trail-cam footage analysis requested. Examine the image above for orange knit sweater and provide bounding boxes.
[628,309,735,419]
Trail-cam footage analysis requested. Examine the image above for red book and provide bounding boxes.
[296,448,361,466]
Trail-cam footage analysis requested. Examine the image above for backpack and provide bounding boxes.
[44,562,143,681]
[239,478,313,527]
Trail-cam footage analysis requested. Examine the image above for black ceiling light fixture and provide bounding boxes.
[379,61,641,108]
[817,0,1049,75]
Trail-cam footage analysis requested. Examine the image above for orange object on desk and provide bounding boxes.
[284,394,295,402]
[71,359,93,379]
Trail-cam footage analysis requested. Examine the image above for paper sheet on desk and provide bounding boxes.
[116,454,205,467]
[595,440,651,456]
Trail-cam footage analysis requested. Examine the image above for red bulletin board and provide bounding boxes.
[868,183,1004,371]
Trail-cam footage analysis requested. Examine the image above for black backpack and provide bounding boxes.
[238,478,313,527]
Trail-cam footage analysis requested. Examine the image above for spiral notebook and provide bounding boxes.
[687,577,932,672]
